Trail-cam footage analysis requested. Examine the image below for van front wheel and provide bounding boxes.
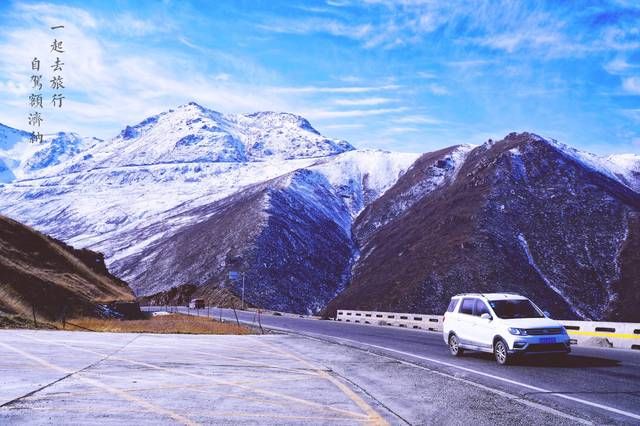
[494,339,511,365]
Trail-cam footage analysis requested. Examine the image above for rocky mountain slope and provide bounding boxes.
[0,104,417,314]
[1,103,639,319]
[0,215,135,322]
[325,133,640,321]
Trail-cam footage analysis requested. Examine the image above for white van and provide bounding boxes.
[442,293,571,365]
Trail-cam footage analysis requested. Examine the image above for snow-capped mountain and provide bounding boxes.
[325,133,640,321]
[52,102,354,176]
[0,123,100,183]
[1,104,639,319]
[0,104,417,313]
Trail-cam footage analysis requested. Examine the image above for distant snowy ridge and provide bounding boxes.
[542,136,640,192]
[0,123,101,183]
[42,102,354,177]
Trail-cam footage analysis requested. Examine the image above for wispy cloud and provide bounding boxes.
[1,1,638,155]
[425,83,448,95]
[0,3,292,137]
[321,123,365,130]
[303,106,407,119]
[271,84,400,94]
[258,18,372,40]
[333,97,394,106]
[393,115,443,125]
[604,57,635,75]
[385,126,420,134]
[109,13,169,37]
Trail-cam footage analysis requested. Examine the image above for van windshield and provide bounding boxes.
[489,299,544,319]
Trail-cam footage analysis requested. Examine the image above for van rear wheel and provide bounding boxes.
[449,334,464,357]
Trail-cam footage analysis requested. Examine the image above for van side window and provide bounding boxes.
[446,299,459,312]
[474,300,490,316]
[460,298,475,315]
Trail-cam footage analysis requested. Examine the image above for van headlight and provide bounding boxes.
[508,328,528,335]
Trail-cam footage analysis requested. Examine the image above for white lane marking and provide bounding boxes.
[316,334,640,422]
[352,344,591,425]
[179,310,640,421]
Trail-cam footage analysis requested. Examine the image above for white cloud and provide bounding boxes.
[110,13,165,37]
[303,106,407,119]
[15,3,98,29]
[271,84,400,94]
[321,123,365,130]
[425,83,448,95]
[604,57,634,75]
[0,3,296,138]
[333,97,394,106]
[259,18,372,40]
[386,126,420,133]
[622,77,640,95]
[393,114,443,125]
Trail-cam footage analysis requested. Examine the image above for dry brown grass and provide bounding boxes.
[63,313,253,335]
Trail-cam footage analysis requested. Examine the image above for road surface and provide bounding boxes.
[147,306,640,424]
[1,329,592,425]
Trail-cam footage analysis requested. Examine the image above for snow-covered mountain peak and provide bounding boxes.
[52,103,355,173]
[494,132,640,193]
[236,111,320,134]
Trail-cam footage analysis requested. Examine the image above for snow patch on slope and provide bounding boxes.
[310,149,420,216]
[517,233,588,319]
[545,137,640,192]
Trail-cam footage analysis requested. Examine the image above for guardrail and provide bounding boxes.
[561,320,640,350]
[336,310,640,350]
[336,310,443,331]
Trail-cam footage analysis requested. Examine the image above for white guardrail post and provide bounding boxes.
[335,310,640,350]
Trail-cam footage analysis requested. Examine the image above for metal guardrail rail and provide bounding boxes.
[336,310,640,350]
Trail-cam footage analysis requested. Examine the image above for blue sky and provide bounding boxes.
[1,0,639,154]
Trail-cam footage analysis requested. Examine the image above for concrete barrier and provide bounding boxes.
[560,320,640,350]
[336,310,443,332]
[336,310,640,351]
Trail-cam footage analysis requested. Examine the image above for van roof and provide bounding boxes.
[452,293,528,301]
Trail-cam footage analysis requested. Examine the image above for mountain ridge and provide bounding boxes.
[1,105,639,319]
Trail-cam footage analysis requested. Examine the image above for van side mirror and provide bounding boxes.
[543,311,551,318]
[480,313,492,321]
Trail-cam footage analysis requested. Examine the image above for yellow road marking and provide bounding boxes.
[18,406,359,422]
[0,341,198,426]
[188,349,320,376]
[256,338,389,425]
[568,331,640,339]
[37,378,349,416]
[18,334,370,420]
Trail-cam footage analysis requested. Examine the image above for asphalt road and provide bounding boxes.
[147,306,640,424]
[1,329,597,425]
